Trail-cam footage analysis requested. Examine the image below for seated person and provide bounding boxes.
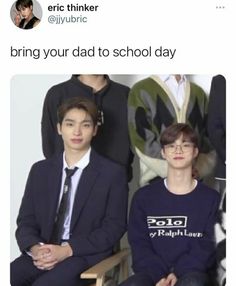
[15,0,40,29]
[11,97,128,286]
[41,74,133,181]
[120,123,220,286]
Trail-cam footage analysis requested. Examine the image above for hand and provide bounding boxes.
[14,11,21,26]
[32,244,73,270]
[166,273,177,286]
[31,244,50,260]
[155,278,169,286]
[30,244,52,270]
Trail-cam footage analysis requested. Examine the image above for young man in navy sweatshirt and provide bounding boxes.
[120,123,220,286]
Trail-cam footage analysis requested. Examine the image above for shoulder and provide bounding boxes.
[211,75,226,90]
[109,79,130,94]
[196,181,220,203]
[189,81,206,97]
[129,77,163,101]
[213,74,225,83]
[30,153,62,172]
[45,76,75,98]
[133,180,164,202]
[33,17,40,27]
[91,149,126,174]
[130,77,155,91]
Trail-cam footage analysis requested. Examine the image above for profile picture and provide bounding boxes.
[10,0,42,29]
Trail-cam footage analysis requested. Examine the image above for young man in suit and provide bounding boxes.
[11,97,128,286]
[41,74,133,181]
[120,124,220,286]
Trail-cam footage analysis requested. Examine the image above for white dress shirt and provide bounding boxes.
[59,148,91,240]
[159,74,187,108]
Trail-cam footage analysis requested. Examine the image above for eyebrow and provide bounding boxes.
[64,118,93,123]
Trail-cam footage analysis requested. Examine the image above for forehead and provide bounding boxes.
[63,108,92,121]
[173,134,191,143]
[18,5,31,9]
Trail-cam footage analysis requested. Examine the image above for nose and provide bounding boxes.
[174,145,183,153]
[73,125,81,135]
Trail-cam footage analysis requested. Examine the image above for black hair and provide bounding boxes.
[16,0,33,11]
[57,97,98,126]
[160,123,199,148]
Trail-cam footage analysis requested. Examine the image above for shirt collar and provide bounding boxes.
[158,74,187,83]
[71,75,111,94]
[63,148,91,170]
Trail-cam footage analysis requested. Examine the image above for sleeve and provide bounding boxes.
[207,75,226,163]
[15,165,44,252]
[128,192,169,283]
[193,87,217,178]
[41,88,59,158]
[128,84,168,179]
[69,167,128,256]
[174,194,220,277]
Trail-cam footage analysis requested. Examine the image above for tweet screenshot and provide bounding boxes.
[1,0,234,285]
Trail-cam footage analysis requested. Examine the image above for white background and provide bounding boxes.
[0,0,234,284]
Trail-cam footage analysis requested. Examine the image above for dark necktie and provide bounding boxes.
[51,167,78,244]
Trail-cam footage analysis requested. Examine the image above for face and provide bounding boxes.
[161,134,198,170]
[18,5,33,20]
[57,108,97,153]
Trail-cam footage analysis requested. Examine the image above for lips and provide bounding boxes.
[173,156,184,160]
[71,138,82,144]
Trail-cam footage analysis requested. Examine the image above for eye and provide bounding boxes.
[165,144,175,151]
[168,144,175,149]
[65,122,73,127]
[83,122,92,128]
[182,143,192,148]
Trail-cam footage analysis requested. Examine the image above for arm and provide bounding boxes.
[207,75,226,163]
[16,165,74,269]
[33,19,41,27]
[15,165,44,252]
[128,84,168,180]
[173,195,220,277]
[41,88,60,158]
[15,163,65,271]
[69,167,128,256]
[192,86,217,178]
[128,192,169,283]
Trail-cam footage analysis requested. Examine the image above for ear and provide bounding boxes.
[193,147,199,159]
[93,125,98,137]
[161,148,166,159]
[57,123,62,135]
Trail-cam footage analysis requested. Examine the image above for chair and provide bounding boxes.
[80,248,130,286]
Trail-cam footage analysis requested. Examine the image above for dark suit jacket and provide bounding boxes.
[16,149,128,266]
[207,75,226,178]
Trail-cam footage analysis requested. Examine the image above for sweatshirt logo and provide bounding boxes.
[147,216,187,228]
[147,216,203,238]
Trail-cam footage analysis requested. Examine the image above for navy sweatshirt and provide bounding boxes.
[128,179,220,283]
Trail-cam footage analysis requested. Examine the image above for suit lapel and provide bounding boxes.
[70,150,100,230]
